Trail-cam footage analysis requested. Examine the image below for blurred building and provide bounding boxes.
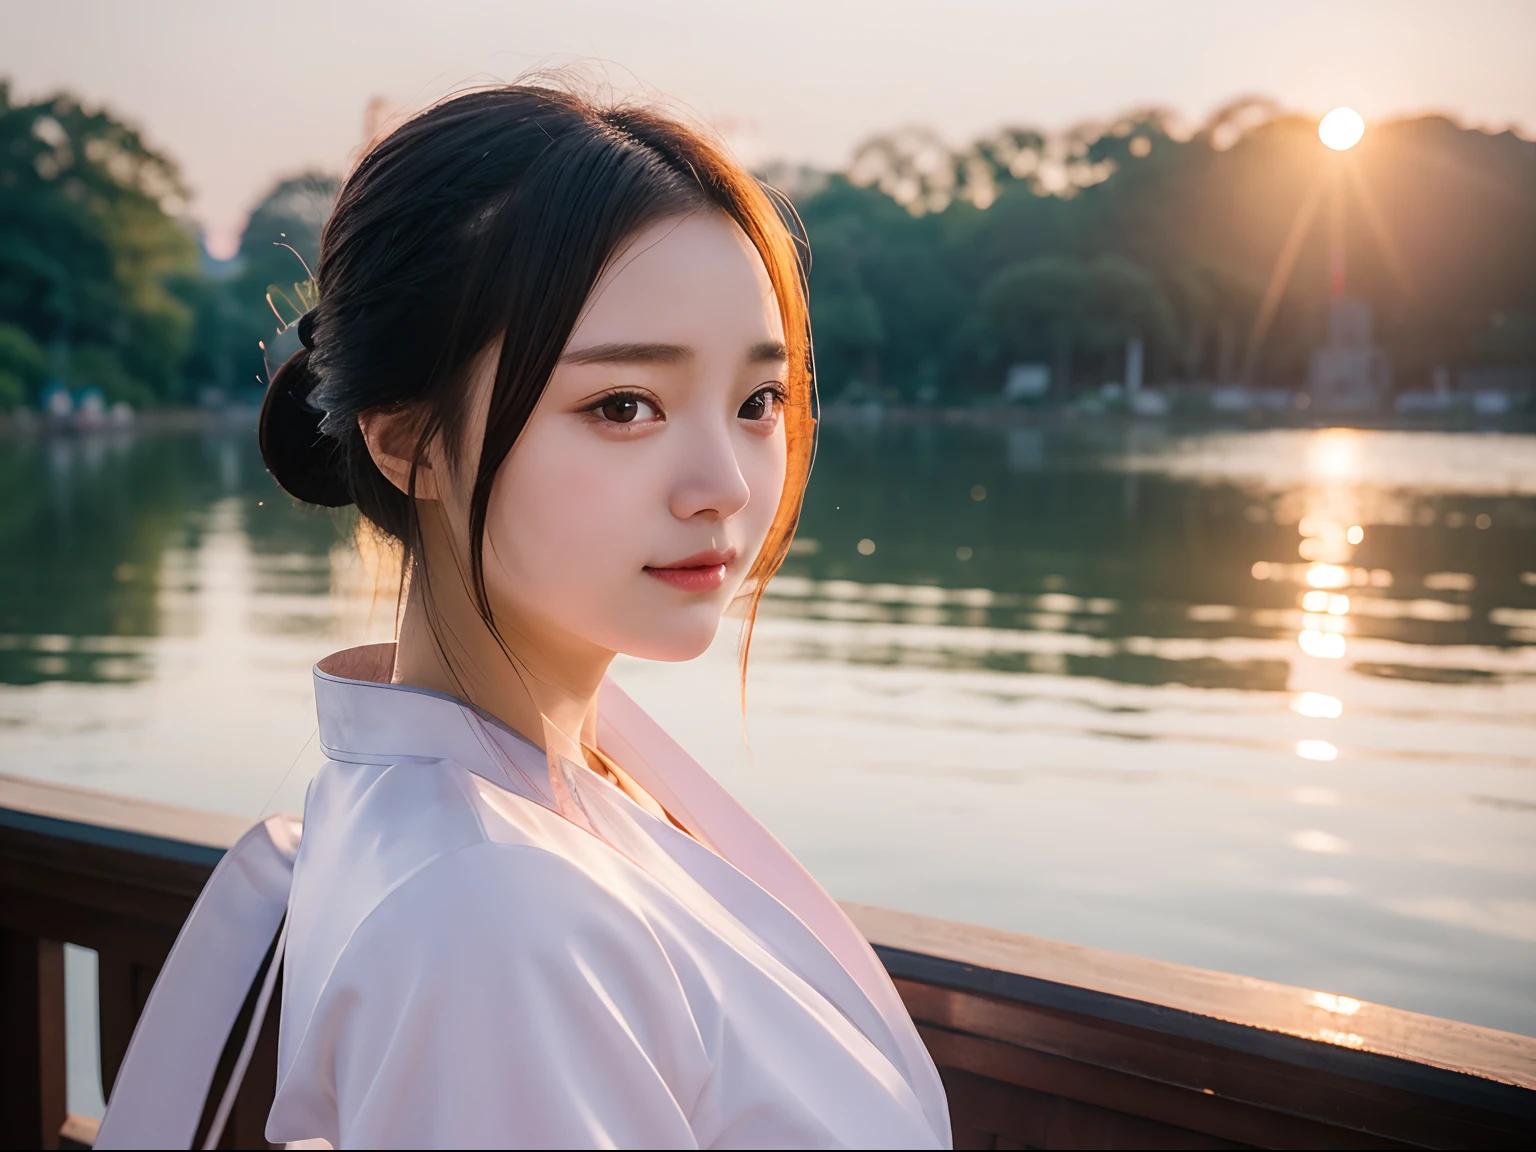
[1308,298,1391,412]
[1003,363,1051,402]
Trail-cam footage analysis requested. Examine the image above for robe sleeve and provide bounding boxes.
[272,842,709,1150]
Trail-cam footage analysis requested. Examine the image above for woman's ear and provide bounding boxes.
[358,407,441,500]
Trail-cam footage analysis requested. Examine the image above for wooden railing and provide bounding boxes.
[3,771,1534,1150]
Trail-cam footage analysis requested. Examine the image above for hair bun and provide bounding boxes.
[258,348,353,507]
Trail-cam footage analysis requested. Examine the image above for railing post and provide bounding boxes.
[96,948,157,1103]
[0,928,67,1150]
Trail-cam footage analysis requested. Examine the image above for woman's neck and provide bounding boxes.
[390,559,613,752]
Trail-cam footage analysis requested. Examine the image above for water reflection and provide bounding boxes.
[771,423,1536,689]
[11,421,1529,690]
[3,419,1535,1036]
[1296,740,1340,762]
[1292,692,1343,719]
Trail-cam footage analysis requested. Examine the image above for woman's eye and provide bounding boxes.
[739,387,783,422]
[594,394,657,424]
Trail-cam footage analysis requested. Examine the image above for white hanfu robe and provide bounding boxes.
[94,644,950,1150]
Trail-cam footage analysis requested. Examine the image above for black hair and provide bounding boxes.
[259,85,815,640]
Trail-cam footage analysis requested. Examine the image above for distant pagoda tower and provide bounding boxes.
[1307,139,1390,412]
[1308,296,1391,412]
[1247,109,1400,412]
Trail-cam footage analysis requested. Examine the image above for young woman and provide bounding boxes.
[94,87,949,1149]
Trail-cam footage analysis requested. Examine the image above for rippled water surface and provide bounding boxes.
[4,418,1534,1044]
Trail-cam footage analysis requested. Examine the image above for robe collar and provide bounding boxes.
[311,642,950,1145]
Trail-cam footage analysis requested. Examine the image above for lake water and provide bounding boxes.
[4,416,1535,1100]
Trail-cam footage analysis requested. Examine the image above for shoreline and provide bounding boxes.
[819,402,1536,434]
[3,403,1534,438]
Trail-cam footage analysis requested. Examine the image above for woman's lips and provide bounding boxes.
[644,548,736,593]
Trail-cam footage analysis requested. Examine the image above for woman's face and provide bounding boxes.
[460,211,790,663]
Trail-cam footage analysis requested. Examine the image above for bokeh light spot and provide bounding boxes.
[1293,692,1343,719]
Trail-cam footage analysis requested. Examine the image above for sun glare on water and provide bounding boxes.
[1319,107,1365,151]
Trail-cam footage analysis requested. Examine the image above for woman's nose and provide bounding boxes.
[668,420,751,523]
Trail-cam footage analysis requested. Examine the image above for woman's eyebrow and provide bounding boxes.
[560,342,693,366]
[560,340,787,366]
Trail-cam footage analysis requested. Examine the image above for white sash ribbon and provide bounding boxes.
[94,815,300,1150]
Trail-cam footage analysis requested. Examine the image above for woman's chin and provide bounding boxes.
[617,615,724,663]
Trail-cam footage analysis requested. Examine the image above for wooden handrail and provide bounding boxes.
[846,903,1536,1098]
[0,773,248,860]
[4,771,1534,1149]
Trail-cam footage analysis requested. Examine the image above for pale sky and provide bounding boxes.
[3,0,1532,257]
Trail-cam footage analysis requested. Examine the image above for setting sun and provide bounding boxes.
[1319,107,1366,151]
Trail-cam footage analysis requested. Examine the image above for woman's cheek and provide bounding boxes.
[480,419,784,659]
[741,432,789,558]
[483,437,645,619]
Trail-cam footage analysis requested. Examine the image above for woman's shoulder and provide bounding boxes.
[272,836,708,1150]
[285,758,661,1029]
[354,837,653,960]
[295,754,581,904]
[287,838,698,1082]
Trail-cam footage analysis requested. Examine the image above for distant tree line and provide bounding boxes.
[0,82,199,409]
[797,99,1536,401]
[2,83,1532,410]
[0,81,335,410]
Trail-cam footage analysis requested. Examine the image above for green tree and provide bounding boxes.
[980,257,1086,394]
[1078,256,1176,370]
[0,82,198,404]
[215,171,338,394]
[0,322,45,409]
[795,102,1536,399]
